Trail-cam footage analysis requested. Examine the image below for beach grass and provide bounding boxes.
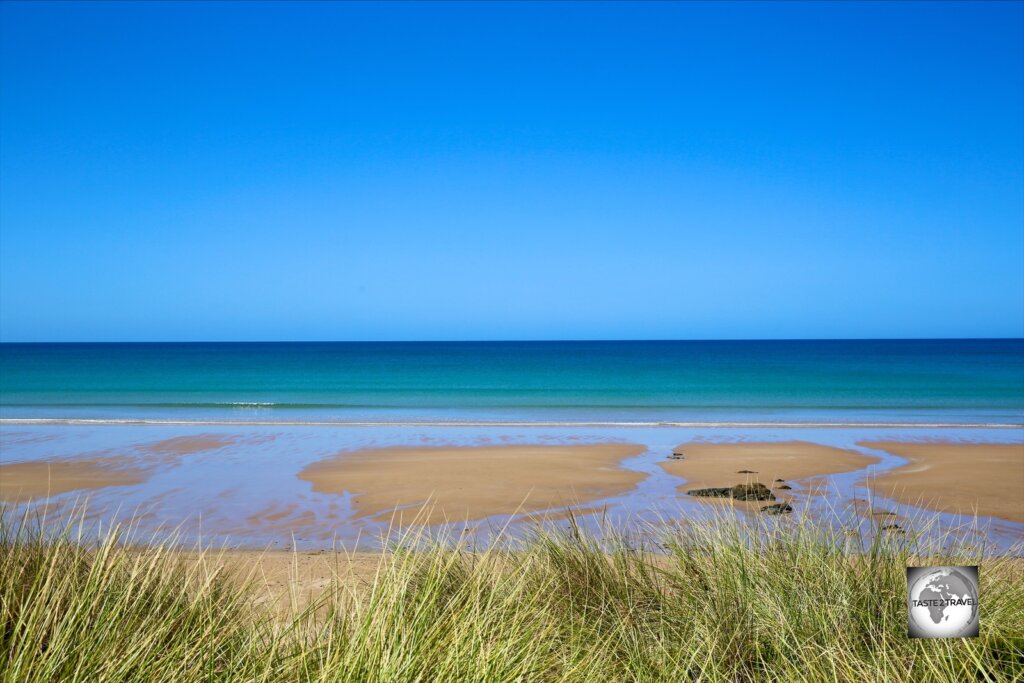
[2,509,1022,682]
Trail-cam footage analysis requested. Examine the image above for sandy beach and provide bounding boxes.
[298,442,646,525]
[173,549,384,615]
[658,440,880,506]
[861,441,1024,523]
[204,544,1024,618]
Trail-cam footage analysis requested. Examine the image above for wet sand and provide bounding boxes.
[0,459,148,503]
[0,434,235,503]
[146,435,236,459]
[5,432,1022,544]
[298,443,646,525]
[659,440,880,504]
[861,441,1024,523]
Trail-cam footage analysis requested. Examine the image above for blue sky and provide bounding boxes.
[1,1,1022,341]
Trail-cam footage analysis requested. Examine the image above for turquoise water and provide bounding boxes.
[1,340,1022,424]
[3,343,1023,549]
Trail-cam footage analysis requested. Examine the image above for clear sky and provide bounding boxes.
[1,1,1022,342]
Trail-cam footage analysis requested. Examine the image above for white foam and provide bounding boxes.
[1,418,1021,428]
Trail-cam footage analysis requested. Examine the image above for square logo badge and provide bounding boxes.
[907,566,979,638]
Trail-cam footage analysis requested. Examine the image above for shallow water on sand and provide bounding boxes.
[2,423,1021,552]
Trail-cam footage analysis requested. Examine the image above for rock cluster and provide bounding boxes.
[687,482,795,514]
[687,482,774,501]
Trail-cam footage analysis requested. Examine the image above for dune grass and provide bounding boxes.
[2,509,1022,682]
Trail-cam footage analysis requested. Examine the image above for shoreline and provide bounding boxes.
[2,426,1022,549]
[2,418,1022,428]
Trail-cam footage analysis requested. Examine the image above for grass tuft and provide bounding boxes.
[2,507,1022,682]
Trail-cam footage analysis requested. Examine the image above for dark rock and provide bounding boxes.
[774,484,792,490]
[668,452,685,460]
[761,502,793,514]
[687,487,733,498]
[730,482,774,501]
[774,478,786,483]
[687,482,775,501]
[736,469,758,474]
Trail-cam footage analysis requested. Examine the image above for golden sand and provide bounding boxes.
[0,459,147,503]
[298,443,646,525]
[860,441,1024,523]
[659,440,880,506]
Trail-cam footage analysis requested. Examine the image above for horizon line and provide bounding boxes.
[1,337,1022,345]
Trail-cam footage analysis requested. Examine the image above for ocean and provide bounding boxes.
[2,339,1022,425]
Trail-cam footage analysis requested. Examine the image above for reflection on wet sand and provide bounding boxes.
[0,434,237,503]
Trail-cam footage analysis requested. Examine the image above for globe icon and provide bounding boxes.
[908,567,979,638]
